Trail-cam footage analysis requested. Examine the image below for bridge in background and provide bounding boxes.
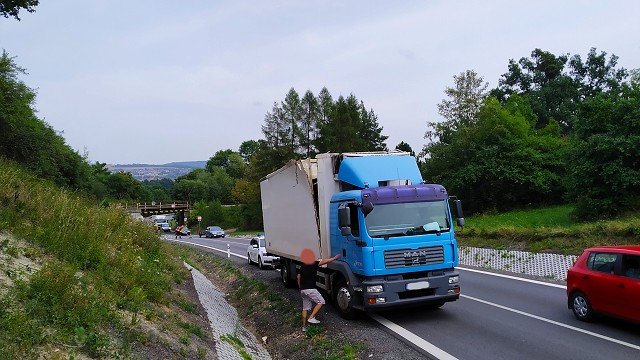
[122,201,194,224]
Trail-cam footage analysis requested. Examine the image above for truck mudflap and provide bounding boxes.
[358,269,460,309]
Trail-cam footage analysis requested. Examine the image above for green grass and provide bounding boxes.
[0,159,182,359]
[458,205,640,255]
[467,205,576,229]
[228,229,264,236]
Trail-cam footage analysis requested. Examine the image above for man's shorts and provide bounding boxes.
[301,289,325,310]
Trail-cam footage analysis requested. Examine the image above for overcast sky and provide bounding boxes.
[2,0,639,164]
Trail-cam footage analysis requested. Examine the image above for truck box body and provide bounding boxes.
[261,152,461,316]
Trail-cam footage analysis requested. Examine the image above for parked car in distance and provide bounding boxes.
[155,222,171,232]
[199,226,225,238]
[247,234,279,269]
[567,245,640,324]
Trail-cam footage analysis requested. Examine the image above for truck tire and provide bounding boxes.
[280,259,294,288]
[333,278,359,320]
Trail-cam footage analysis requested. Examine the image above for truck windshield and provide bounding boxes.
[365,201,450,238]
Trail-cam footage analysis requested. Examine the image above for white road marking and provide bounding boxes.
[458,266,566,289]
[369,313,458,360]
[167,239,248,259]
[461,294,640,351]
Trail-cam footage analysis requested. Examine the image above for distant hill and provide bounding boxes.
[107,161,207,181]
[162,161,207,168]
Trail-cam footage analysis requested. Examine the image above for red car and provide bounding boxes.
[567,245,640,323]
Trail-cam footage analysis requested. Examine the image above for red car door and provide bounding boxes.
[584,252,619,315]
[613,254,640,322]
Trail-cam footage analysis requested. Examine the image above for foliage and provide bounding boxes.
[0,0,38,20]
[394,141,415,156]
[567,84,640,219]
[426,70,488,144]
[493,48,628,132]
[0,159,178,358]
[424,96,567,213]
[238,140,260,163]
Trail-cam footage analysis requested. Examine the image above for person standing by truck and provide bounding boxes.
[298,248,340,331]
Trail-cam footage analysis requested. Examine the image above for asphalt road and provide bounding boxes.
[164,235,640,360]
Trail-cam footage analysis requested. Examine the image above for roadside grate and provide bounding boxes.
[458,246,579,281]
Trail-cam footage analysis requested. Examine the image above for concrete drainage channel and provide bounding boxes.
[184,262,272,360]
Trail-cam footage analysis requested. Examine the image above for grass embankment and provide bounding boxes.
[458,205,640,255]
[0,160,210,359]
[176,246,363,360]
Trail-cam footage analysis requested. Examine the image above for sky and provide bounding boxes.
[1,0,639,164]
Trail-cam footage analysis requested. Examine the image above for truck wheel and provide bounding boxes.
[333,278,359,319]
[280,260,294,288]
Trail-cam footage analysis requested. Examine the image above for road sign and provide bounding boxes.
[197,215,202,222]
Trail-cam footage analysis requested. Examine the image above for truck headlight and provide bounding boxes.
[367,285,384,293]
[448,276,459,284]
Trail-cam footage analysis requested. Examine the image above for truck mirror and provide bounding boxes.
[341,226,352,237]
[338,206,351,228]
[454,199,464,218]
[361,202,374,217]
[456,218,465,228]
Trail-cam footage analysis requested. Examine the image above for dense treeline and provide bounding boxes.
[423,48,640,219]
[3,47,638,227]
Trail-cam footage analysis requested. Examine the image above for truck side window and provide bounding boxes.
[349,204,359,237]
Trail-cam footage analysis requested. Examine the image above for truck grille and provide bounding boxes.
[384,246,444,269]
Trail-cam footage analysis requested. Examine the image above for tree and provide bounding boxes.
[567,84,640,219]
[300,90,320,157]
[358,101,388,151]
[569,48,628,99]
[238,140,260,163]
[106,172,146,200]
[423,96,567,213]
[172,179,208,203]
[206,149,245,179]
[395,141,415,157]
[1,0,38,20]
[493,48,628,133]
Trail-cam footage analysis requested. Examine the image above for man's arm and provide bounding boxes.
[297,273,301,288]
[318,254,341,266]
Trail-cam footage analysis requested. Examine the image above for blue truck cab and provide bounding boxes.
[261,152,463,319]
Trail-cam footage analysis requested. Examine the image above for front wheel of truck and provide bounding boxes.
[333,279,359,319]
[280,259,294,288]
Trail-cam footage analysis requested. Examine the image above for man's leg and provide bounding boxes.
[307,289,326,322]
[301,309,308,328]
[309,303,323,319]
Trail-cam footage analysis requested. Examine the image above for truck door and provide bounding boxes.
[341,203,365,274]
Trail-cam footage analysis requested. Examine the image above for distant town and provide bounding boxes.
[107,161,206,181]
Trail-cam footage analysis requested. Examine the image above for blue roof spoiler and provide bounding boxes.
[337,155,423,188]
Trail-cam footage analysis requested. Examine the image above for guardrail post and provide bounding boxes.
[227,244,230,258]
